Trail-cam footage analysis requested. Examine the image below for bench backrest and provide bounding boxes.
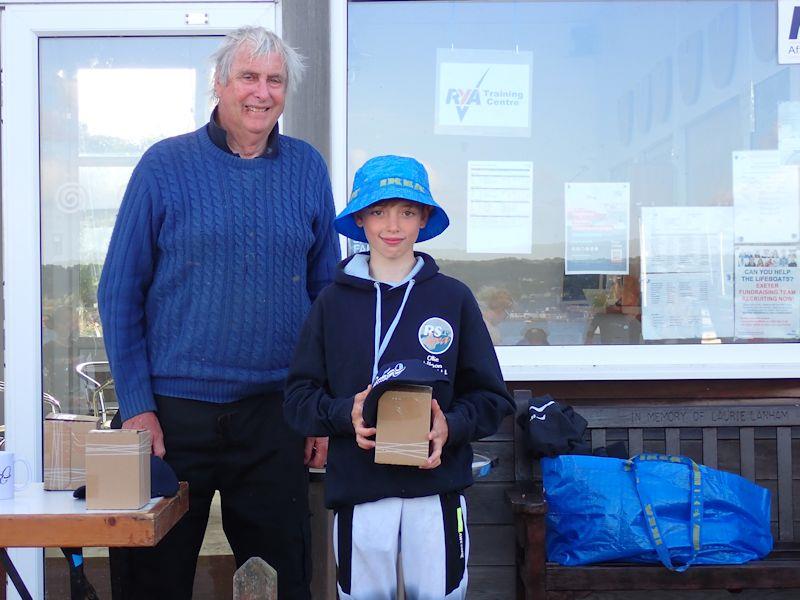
[513,389,800,543]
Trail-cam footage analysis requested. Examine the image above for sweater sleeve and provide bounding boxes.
[445,288,515,447]
[306,158,341,302]
[283,295,357,437]
[97,156,163,421]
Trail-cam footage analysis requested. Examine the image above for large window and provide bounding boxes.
[39,36,219,412]
[347,1,800,375]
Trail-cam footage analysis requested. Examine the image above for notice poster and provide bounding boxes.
[640,207,734,340]
[435,48,532,137]
[734,246,800,339]
[778,101,800,165]
[466,161,533,254]
[641,272,733,341]
[564,182,630,275]
[641,206,734,274]
[732,150,800,243]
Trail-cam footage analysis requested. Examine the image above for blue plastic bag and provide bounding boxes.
[543,454,773,569]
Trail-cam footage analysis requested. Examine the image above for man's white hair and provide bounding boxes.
[212,26,306,94]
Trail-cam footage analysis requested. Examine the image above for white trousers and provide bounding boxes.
[333,493,470,600]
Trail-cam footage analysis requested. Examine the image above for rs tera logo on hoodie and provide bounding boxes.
[418,317,454,355]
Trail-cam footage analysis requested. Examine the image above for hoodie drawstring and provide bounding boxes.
[372,280,415,381]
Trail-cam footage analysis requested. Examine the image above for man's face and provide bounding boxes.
[214,46,286,142]
[355,200,430,262]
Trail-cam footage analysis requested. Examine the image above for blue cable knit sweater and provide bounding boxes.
[98,126,340,421]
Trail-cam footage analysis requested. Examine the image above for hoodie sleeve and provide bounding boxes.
[444,287,515,447]
[284,294,358,437]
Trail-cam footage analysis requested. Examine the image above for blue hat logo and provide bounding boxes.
[335,155,450,243]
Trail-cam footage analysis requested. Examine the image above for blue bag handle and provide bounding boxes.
[625,453,703,572]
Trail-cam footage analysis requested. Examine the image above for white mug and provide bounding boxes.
[0,450,32,500]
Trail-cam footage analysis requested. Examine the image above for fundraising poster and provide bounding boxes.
[435,48,532,137]
[732,150,800,243]
[564,182,630,275]
[734,246,800,339]
[466,161,533,254]
[640,207,734,340]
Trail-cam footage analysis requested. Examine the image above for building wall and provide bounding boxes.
[282,0,331,168]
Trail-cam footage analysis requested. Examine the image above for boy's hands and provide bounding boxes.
[351,390,449,467]
[352,384,377,450]
[420,398,448,470]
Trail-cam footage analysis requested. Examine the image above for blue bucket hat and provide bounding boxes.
[335,155,450,243]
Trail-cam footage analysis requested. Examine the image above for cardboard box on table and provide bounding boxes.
[44,413,101,490]
[374,385,432,467]
[85,429,151,509]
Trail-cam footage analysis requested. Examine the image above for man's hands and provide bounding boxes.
[304,436,329,468]
[351,384,376,450]
[123,411,165,458]
[420,399,448,470]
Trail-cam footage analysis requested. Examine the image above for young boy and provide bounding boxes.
[284,155,514,599]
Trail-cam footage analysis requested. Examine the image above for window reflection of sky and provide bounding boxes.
[39,36,221,407]
[39,36,219,268]
[349,1,793,346]
[78,68,197,154]
[348,1,783,259]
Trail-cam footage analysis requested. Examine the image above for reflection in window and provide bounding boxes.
[78,68,198,155]
[40,37,218,412]
[348,0,798,346]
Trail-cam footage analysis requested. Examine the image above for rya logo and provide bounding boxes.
[445,68,489,122]
[791,7,800,40]
[791,6,800,40]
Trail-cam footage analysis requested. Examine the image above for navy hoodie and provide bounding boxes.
[284,252,514,508]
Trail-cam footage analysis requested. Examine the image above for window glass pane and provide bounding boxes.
[39,36,219,414]
[348,0,799,347]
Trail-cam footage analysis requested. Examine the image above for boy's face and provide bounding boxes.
[355,200,431,262]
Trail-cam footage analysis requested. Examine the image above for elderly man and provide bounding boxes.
[98,26,339,599]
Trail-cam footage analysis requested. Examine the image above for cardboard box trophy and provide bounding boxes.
[44,413,101,490]
[85,429,151,509]
[364,360,450,467]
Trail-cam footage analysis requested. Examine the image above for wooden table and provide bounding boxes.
[0,482,188,599]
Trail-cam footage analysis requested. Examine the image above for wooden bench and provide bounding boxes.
[507,389,800,599]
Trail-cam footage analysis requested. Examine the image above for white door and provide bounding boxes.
[1,3,277,597]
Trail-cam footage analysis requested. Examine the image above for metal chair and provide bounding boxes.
[0,380,63,449]
[75,362,117,428]
[0,380,61,414]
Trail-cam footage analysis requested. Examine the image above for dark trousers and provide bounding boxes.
[114,392,311,600]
